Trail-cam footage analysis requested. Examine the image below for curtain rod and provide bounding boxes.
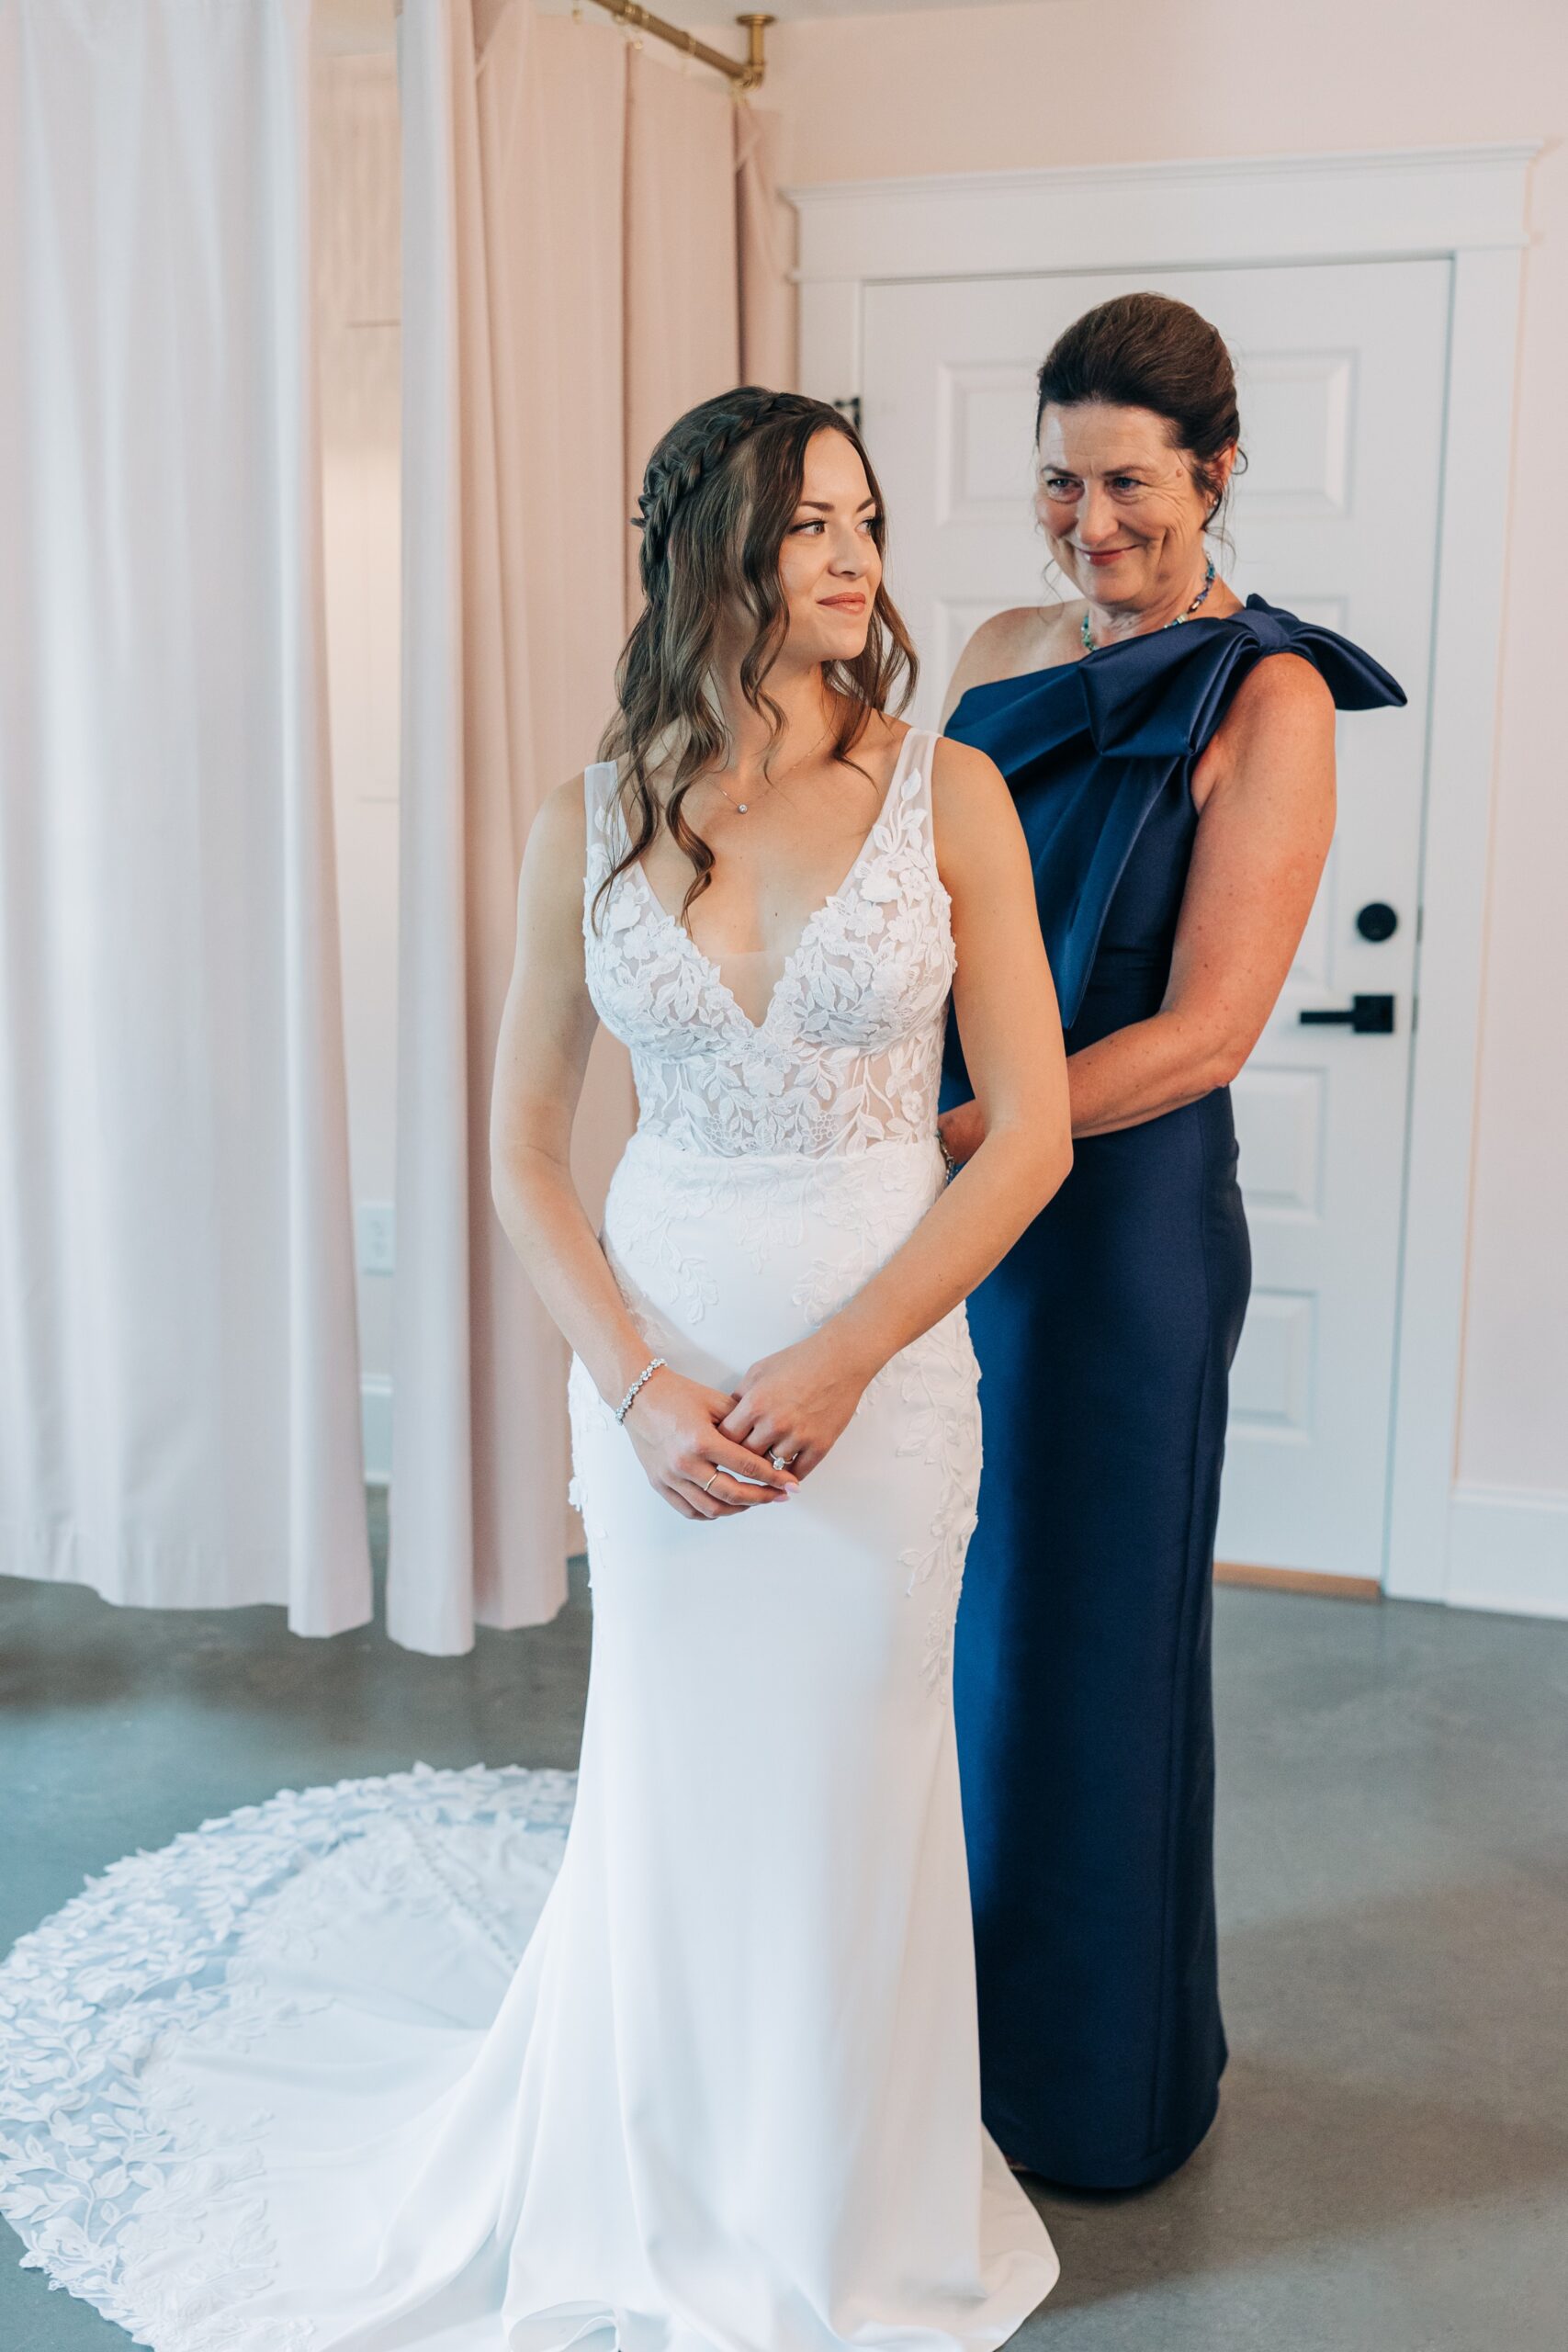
[579,5,773,92]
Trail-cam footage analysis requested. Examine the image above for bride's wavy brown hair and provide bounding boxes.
[593,387,918,932]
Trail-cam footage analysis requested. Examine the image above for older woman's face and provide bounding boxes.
[1035,401,1226,613]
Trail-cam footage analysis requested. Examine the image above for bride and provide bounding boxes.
[1,390,1070,2351]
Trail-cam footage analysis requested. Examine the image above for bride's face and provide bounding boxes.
[775,428,883,666]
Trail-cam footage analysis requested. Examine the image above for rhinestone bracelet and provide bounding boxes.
[614,1355,667,1425]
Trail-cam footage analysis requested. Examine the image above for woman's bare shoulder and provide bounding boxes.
[516,774,596,911]
[1208,650,1337,765]
[927,734,1017,857]
[1193,651,1337,810]
[1225,648,1337,724]
[942,601,1084,721]
[532,771,593,850]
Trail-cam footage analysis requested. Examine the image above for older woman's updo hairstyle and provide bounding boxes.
[595,386,916,932]
[1035,292,1246,547]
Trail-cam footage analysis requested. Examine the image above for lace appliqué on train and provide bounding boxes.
[0,1768,575,2352]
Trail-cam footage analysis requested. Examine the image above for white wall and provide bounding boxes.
[764,0,1568,1540]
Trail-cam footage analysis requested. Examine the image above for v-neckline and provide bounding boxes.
[628,726,921,1040]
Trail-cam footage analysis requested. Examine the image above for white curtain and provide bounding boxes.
[0,0,370,1630]
[391,0,793,1654]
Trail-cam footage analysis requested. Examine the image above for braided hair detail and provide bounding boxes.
[631,391,790,588]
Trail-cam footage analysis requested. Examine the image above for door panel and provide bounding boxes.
[861,259,1450,1579]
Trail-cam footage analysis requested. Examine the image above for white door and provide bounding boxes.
[861,259,1450,1581]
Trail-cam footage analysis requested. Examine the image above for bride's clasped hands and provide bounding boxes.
[716,1326,877,1479]
[617,1358,804,1517]
[624,1325,891,1511]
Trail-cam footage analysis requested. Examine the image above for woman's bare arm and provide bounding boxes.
[719,737,1071,1472]
[1066,653,1337,1136]
[939,652,1337,1153]
[490,781,649,1403]
[490,780,795,1518]
[832,737,1072,1348]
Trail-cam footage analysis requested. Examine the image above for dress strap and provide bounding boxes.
[583,758,626,865]
[583,758,618,831]
[903,726,938,809]
[581,760,625,901]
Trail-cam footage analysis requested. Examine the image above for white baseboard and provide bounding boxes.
[1447,1484,1568,1621]
[361,1375,393,1488]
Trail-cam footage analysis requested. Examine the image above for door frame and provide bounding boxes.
[786,142,1538,1602]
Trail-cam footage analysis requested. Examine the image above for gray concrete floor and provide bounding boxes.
[3,1499,1566,2351]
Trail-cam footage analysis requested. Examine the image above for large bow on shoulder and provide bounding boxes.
[1076,595,1407,759]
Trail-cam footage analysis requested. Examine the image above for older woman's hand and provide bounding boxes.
[937,1100,986,1169]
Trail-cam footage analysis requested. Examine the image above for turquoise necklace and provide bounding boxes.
[1080,558,1216,651]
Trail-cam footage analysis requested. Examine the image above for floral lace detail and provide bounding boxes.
[604,1177,721,1328]
[575,729,978,1702]
[890,1313,983,1697]
[582,732,954,1162]
[0,1764,575,2350]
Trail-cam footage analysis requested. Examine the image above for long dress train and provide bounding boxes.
[0,725,1059,2352]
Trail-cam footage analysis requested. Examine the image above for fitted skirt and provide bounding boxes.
[0,1130,1056,2352]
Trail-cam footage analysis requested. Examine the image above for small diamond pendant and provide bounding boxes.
[736,802,749,814]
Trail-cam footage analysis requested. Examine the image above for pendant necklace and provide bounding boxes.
[1081,558,1216,652]
[712,720,837,816]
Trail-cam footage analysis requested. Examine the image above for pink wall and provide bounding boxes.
[768,0,1568,1502]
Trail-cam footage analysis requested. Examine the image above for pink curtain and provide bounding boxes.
[736,100,797,390]
[622,46,740,617]
[391,0,794,1653]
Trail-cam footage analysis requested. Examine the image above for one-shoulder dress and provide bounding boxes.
[941,597,1405,2189]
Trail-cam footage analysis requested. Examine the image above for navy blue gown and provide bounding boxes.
[942,596,1404,2189]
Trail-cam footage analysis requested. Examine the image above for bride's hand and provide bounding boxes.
[623,1367,800,1521]
[717,1333,871,1480]
[937,1099,985,1168]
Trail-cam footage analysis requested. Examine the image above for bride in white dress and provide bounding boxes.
[0,390,1069,2351]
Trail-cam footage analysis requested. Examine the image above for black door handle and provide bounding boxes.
[1299,993,1395,1034]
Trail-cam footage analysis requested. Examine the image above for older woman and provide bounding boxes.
[939,292,1404,2188]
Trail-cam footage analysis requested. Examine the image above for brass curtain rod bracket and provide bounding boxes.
[581,5,773,93]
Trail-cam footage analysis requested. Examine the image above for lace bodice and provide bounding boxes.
[582,728,954,1159]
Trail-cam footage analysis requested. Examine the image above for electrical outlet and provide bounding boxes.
[355,1201,396,1275]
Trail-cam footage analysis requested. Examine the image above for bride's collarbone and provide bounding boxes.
[641,831,855,982]
[638,764,900,960]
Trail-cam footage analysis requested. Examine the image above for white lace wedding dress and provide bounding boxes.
[0,725,1058,2351]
